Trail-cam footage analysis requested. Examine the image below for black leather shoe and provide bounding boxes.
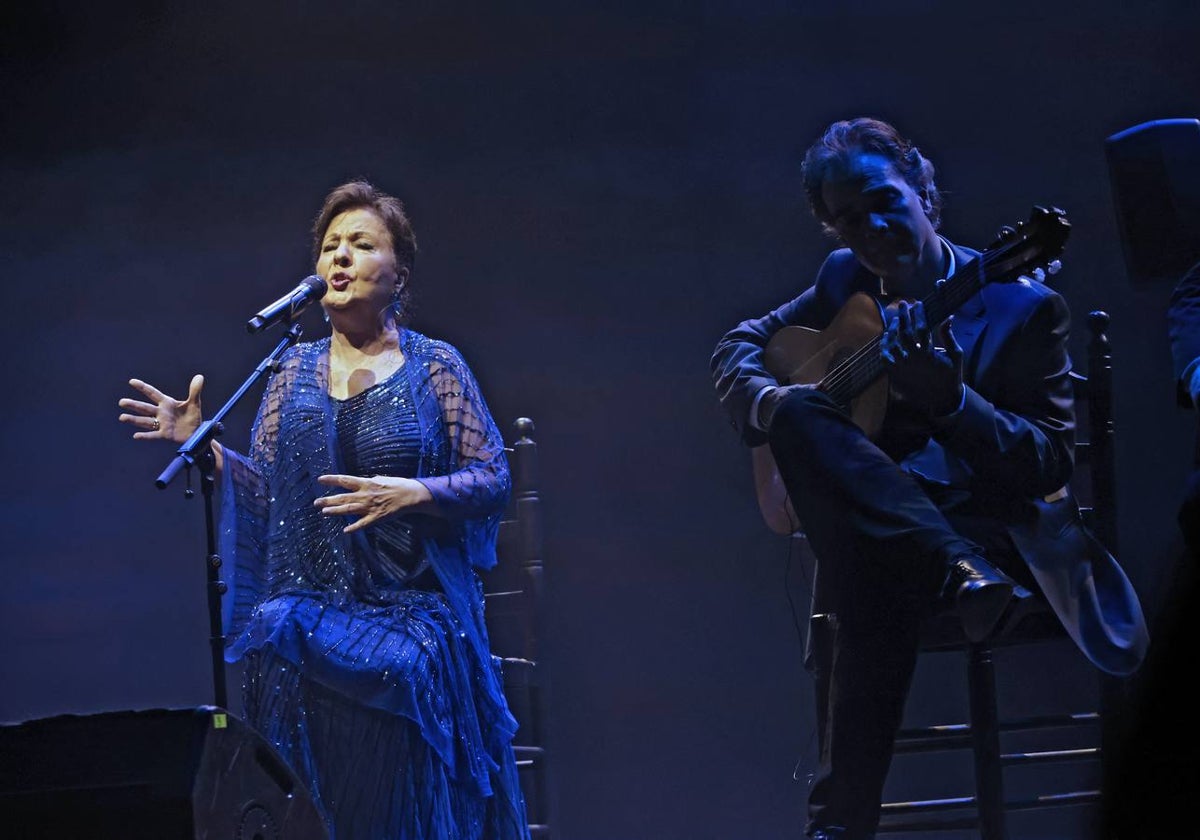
[942,554,1016,642]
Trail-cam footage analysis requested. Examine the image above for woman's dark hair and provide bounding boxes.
[801,117,942,234]
[311,180,419,319]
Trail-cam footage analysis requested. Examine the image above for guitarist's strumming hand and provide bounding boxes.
[880,300,965,419]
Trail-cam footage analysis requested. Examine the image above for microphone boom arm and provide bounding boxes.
[152,322,304,708]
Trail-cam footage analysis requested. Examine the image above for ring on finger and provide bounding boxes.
[151,417,160,431]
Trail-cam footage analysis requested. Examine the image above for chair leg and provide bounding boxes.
[967,643,1007,840]
[1099,670,1134,810]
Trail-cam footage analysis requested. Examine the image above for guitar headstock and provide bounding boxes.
[982,205,1070,284]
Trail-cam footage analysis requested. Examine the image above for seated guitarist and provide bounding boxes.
[710,117,1148,840]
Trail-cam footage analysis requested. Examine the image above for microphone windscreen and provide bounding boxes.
[301,275,328,297]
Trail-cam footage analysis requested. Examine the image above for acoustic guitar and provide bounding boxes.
[752,205,1071,535]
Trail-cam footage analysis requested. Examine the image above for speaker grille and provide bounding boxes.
[0,706,327,840]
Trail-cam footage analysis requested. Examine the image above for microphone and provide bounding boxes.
[246,275,328,333]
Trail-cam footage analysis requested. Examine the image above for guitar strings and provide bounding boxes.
[817,250,1000,402]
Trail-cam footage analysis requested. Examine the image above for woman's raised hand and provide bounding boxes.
[118,374,206,443]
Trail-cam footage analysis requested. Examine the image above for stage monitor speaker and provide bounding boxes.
[0,706,328,840]
[1105,117,1200,285]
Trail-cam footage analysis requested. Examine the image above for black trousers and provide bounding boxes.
[768,389,1021,838]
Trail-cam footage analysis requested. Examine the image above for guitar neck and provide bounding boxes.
[819,253,988,407]
[923,253,987,327]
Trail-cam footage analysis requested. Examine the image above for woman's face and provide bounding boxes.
[316,208,406,320]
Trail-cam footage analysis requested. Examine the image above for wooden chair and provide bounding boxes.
[484,417,551,838]
[871,310,1123,839]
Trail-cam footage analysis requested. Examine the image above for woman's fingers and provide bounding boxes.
[118,412,159,429]
[314,478,367,516]
[118,397,158,415]
[314,490,380,533]
[316,500,360,515]
[120,374,208,443]
[317,474,362,490]
[121,419,160,439]
[187,374,204,405]
[343,516,375,534]
[118,388,163,437]
[314,487,360,506]
[128,378,167,401]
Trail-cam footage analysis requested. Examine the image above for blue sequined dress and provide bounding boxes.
[218,330,529,840]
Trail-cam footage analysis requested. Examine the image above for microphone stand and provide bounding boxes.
[155,323,304,709]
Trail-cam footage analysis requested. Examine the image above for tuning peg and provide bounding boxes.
[1026,260,1063,284]
[995,225,1017,241]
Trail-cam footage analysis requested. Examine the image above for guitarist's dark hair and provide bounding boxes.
[801,117,942,235]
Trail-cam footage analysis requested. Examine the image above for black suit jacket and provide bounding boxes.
[711,241,1148,675]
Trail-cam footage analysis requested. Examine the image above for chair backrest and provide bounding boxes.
[484,417,550,838]
[1071,310,1118,556]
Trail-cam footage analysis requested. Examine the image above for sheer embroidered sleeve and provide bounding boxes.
[415,342,511,524]
[218,349,300,638]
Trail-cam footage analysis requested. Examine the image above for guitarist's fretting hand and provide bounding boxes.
[880,300,965,419]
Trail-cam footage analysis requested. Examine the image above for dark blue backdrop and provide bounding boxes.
[3,2,1198,837]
